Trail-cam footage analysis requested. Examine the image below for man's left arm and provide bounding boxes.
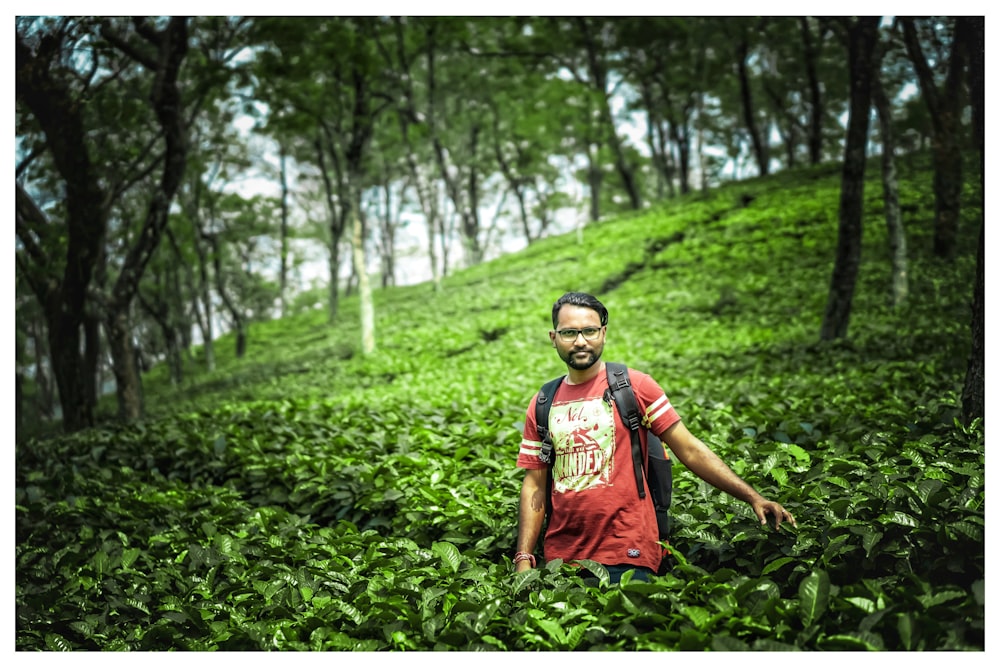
[660,420,797,531]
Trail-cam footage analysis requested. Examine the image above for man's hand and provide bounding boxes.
[751,498,797,531]
[514,559,534,573]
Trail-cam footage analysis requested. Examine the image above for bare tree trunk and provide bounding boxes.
[736,31,769,176]
[102,17,190,422]
[961,16,984,426]
[586,146,602,222]
[31,319,55,420]
[279,145,290,316]
[16,36,107,431]
[352,207,376,354]
[901,17,969,259]
[138,288,183,387]
[315,134,344,322]
[192,223,216,372]
[576,17,641,210]
[799,17,825,165]
[105,308,144,421]
[207,232,248,359]
[820,17,879,341]
[872,70,908,306]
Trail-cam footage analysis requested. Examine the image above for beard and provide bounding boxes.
[560,345,602,370]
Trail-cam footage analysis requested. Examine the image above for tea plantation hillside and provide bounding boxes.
[16,153,984,651]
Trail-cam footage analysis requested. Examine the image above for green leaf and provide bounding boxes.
[914,478,943,505]
[897,612,917,650]
[917,588,966,609]
[574,559,609,587]
[713,635,751,650]
[431,541,462,574]
[817,631,884,650]
[511,567,540,595]
[44,633,74,651]
[877,511,918,527]
[798,569,830,628]
[761,556,796,575]
[844,596,876,613]
[534,618,566,645]
[92,549,112,576]
[121,547,141,569]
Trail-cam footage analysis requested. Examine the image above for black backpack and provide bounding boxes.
[534,362,673,542]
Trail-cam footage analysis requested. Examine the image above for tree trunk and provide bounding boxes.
[279,145,291,316]
[576,17,641,210]
[961,16,984,426]
[193,224,216,372]
[736,33,769,176]
[207,233,248,360]
[102,17,190,422]
[352,208,376,354]
[105,308,144,421]
[872,70,908,306]
[901,17,969,260]
[316,134,344,321]
[31,320,55,420]
[138,289,183,387]
[820,17,879,341]
[668,114,692,195]
[799,17,825,165]
[82,310,102,410]
[16,35,107,432]
[587,148,602,222]
[390,17,442,291]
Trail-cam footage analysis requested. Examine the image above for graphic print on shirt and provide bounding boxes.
[549,397,616,494]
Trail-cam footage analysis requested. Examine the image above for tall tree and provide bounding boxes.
[960,16,984,426]
[733,18,771,176]
[98,17,191,420]
[619,17,712,196]
[16,19,111,431]
[871,25,908,307]
[252,17,390,353]
[799,17,835,165]
[900,17,970,259]
[820,17,880,341]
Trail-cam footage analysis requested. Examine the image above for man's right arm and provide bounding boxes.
[515,467,548,572]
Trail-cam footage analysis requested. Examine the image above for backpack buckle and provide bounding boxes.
[538,440,554,464]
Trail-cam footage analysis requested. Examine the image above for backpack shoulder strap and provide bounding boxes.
[605,362,647,499]
[534,375,564,464]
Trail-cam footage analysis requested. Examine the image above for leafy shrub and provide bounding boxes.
[17,155,983,650]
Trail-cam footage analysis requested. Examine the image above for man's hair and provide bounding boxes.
[551,292,609,328]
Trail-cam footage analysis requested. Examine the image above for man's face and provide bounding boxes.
[550,304,605,371]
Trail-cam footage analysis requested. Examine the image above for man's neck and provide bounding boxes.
[566,361,604,386]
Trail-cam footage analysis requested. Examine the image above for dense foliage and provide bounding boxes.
[16,154,984,651]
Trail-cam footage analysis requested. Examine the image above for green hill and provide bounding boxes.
[16,153,984,650]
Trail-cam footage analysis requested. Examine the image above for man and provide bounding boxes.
[514,292,796,582]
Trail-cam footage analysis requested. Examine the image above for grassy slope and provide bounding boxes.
[142,151,978,446]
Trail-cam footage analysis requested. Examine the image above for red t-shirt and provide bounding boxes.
[517,365,681,573]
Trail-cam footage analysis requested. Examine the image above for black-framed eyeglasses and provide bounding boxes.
[554,326,604,342]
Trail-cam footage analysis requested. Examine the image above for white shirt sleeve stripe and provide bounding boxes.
[647,400,673,425]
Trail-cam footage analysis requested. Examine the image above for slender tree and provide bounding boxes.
[820,17,880,341]
[871,32,908,307]
[961,16,984,426]
[900,17,969,259]
[16,19,110,431]
[99,17,191,420]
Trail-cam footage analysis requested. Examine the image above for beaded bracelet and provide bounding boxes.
[513,552,536,567]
